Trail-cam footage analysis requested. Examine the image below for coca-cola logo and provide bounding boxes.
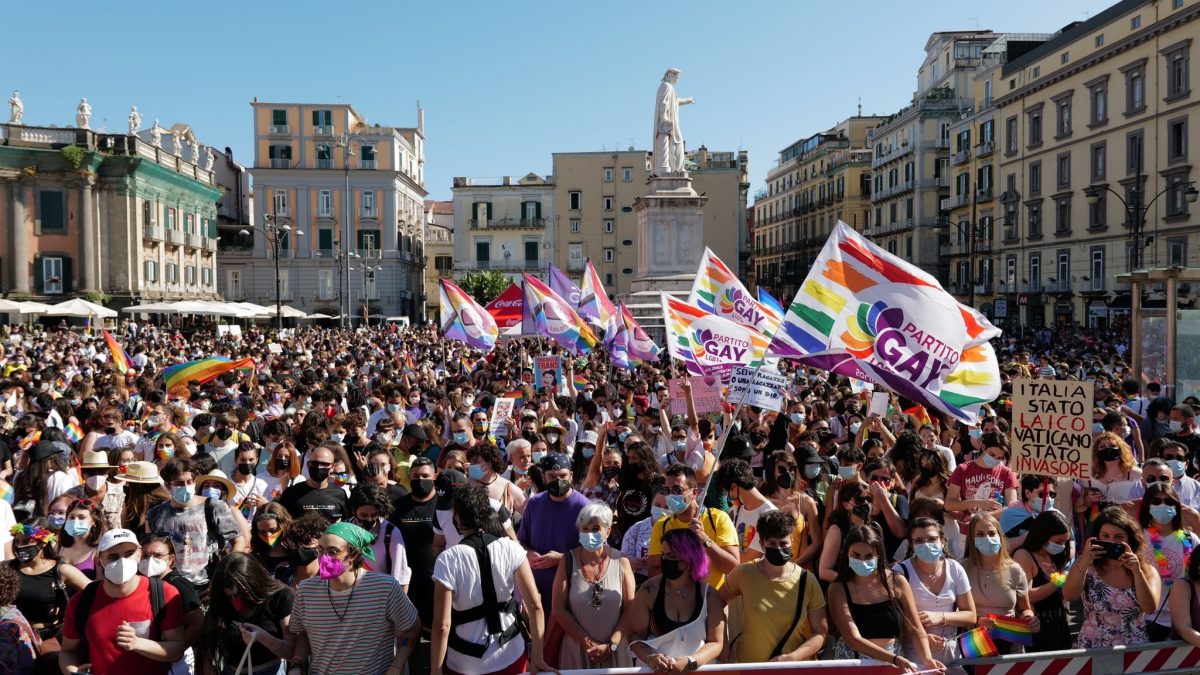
[491,299,521,308]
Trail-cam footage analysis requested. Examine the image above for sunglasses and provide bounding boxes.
[667,486,691,496]
[69,498,97,509]
[1164,454,1187,462]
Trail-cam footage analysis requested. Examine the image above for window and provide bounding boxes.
[1029,254,1041,291]
[1057,252,1069,289]
[361,190,376,217]
[1062,52,1070,65]
[184,213,193,234]
[185,265,196,285]
[569,243,583,268]
[268,144,292,168]
[166,207,176,230]
[1169,118,1189,162]
[1175,0,1185,9]
[1091,248,1105,291]
[145,260,158,283]
[316,143,333,169]
[42,256,63,294]
[1087,76,1109,125]
[270,109,287,131]
[312,109,332,133]
[356,229,378,255]
[603,167,613,182]
[1089,192,1106,229]
[1166,172,1192,218]
[318,190,333,217]
[226,269,241,298]
[37,190,65,234]
[605,273,614,285]
[1028,202,1042,238]
[475,241,490,264]
[604,219,614,233]
[318,228,334,252]
[166,263,178,284]
[1096,34,1105,47]
[273,189,288,216]
[569,191,581,210]
[201,267,212,287]
[1006,257,1017,290]
[570,219,580,233]
[1032,66,1041,78]
[276,270,290,300]
[359,144,376,169]
[1131,15,1142,29]
[1169,238,1187,266]
[1055,96,1072,137]
[1005,116,1018,154]
[602,197,613,211]
[1030,162,1042,195]
[622,238,634,246]
[1165,42,1191,99]
[1027,107,1043,147]
[1057,153,1071,189]
[524,241,539,264]
[1127,131,1144,173]
[604,248,614,262]
[622,167,633,182]
[957,261,969,290]
[1055,196,1071,235]
[363,270,376,300]
[315,269,335,300]
[1091,142,1107,181]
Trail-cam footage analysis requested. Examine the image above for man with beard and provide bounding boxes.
[517,453,590,609]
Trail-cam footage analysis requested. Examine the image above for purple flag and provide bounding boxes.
[547,263,583,309]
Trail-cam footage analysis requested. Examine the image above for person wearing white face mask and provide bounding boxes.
[891,517,976,672]
[1168,403,1200,459]
[59,529,188,675]
[944,432,1018,537]
[64,450,126,530]
[1130,445,1200,510]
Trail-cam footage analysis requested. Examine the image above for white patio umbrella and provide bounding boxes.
[123,303,179,313]
[0,299,24,312]
[16,302,55,314]
[44,298,118,318]
[269,305,307,319]
[230,302,272,317]
[304,312,333,320]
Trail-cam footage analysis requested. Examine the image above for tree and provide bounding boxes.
[457,270,511,305]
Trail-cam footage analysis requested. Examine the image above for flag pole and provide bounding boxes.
[697,357,769,505]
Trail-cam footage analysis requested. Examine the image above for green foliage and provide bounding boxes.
[60,144,86,170]
[82,291,111,305]
[457,270,512,305]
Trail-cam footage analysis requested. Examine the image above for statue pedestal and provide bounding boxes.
[622,172,706,342]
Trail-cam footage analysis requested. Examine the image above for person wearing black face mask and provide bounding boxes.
[721,509,828,663]
[716,459,778,563]
[393,457,438,670]
[10,520,90,642]
[231,444,270,520]
[277,446,348,521]
[519,453,591,610]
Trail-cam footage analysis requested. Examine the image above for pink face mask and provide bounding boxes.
[318,554,346,580]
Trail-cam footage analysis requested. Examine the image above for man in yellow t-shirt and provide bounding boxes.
[721,510,828,662]
[648,464,739,588]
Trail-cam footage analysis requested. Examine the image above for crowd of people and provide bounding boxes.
[0,318,1196,675]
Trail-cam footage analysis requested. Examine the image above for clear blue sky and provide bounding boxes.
[8,0,1104,201]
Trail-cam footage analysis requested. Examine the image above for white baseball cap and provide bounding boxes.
[98,528,139,552]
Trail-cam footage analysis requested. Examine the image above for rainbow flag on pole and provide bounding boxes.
[578,259,617,329]
[959,626,998,658]
[522,274,598,354]
[103,328,134,374]
[162,357,255,396]
[64,421,84,443]
[439,279,499,352]
[689,248,782,337]
[605,303,661,370]
[662,293,769,382]
[503,390,527,407]
[768,221,1001,423]
[988,615,1034,646]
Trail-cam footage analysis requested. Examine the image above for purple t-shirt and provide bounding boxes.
[518,489,590,604]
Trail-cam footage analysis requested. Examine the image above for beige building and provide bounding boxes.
[450,174,553,283]
[423,199,453,322]
[551,148,748,296]
[752,116,883,301]
[994,0,1200,328]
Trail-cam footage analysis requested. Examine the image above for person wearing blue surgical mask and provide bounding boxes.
[1013,510,1074,653]
[893,517,977,667]
[836,447,865,483]
[1137,483,1198,641]
[964,513,1038,656]
[944,432,1018,540]
[467,442,527,519]
[552,500,635,668]
[646,464,740,589]
[829,524,941,671]
[1129,447,1200,511]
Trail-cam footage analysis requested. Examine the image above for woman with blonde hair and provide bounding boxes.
[1075,432,1142,523]
[963,513,1037,654]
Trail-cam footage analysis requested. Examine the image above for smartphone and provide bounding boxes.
[1094,540,1125,559]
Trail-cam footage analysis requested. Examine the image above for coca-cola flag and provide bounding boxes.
[484,282,523,329]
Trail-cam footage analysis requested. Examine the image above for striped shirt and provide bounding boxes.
[292,571,419,675]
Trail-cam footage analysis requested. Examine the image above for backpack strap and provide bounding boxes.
[148,576,167,639]
[447,533,523,658]
[769,569,810,659]
[74,580,102,639]
[204,497,226,553]
[383,522,394,574]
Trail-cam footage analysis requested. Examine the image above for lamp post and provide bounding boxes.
[335,131,367,329]
[1085,175,1198,272]
[240,214,303,331]
[350,252,379,327]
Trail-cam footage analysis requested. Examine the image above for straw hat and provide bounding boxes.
[199,470,236,504]
[121,461,163,484]
[80,449,114,470]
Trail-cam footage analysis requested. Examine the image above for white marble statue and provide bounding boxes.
[128,106,141,135]
[8,90,23,124]
[204,147,215,171]
[76,98,92,129]
[652,68,694,175]
[151,119,163,147]
[189,137,200,164]
[171,129,182,157]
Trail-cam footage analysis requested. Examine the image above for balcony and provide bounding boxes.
[184,232,202,250]
[316,158,333,169]
[217,241,253,257]
[202,237,217,252]
[456,259,543,272]
[977,141,995,157]
[976,187,994,202]
[268,125,289,135]
[269,159,290,169]
[923,138,951,150]
[952,149,971,165]
[314,249,337,259]
[313,125,333,136]
[469,217,546,230]
[954,193,970,207]
[143,224,163,242]
[1045,280,1073,293]
[357,248,382,259]
[1077,279,1106,294]
[360,160,377,170]
[165,228,184,247]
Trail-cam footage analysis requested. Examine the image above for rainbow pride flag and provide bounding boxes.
[578,259,617,329]
[162,357,255,395]
[959,626,998,658]
[988,614,1034,646]
[573,374,590,389]
[0,482,11,504]
[522,274,598,354]
[662,294,768,381]
[503,390,526,407]
[439,279,499,351]
[689,248,782,336]
[768,221,1001,423]
[64,421,84,443]
[605,303,661,370]
[103,328,134,374]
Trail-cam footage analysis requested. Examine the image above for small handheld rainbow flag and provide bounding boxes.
[64,421,84,443]
[574,375,590,389]
[960,627,998,658]
[503,390,526,407]
[988,614,1034,646]
[103,328,134,374]
[405,354,416,374]
[0,482,12,504]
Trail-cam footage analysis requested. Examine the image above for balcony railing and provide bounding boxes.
[977,141,995,157]
[456,259,543,272]
[952,149,971,165]
[357,248,382,259]
[360,160,376,170]
[314,249,337,259]
[270,159,290,169]
[954,193,970,207]
[202,237,217,252]
[165,228,184,246]
[268,125,289,134]
[976,187,994,202]
[184,232,202,250]
[313,125,333,136]
[316,158,333,169]
[143,224,163,242]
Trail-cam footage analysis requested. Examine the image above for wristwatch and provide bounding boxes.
[685,656,699,672]
[607,640,618,653]
[703,537,714,549]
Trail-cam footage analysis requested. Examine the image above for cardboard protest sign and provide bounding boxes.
[534,355,563,393]
[490,397,515,438]
[727,366,789,412]
[1010,378,1095,479]
[669,375,723,415]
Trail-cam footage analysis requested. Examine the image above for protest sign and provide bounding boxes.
[1010,378,1095,479]
[267,343,283,355]
[727,365,789,412]
[868,391,890,418]
[534,355,563,393]
[669,375,723,415]
[490,397,515,438]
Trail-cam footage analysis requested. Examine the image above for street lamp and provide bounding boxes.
[336,131,367,329]
[1085,179,1198,271]
[240,214,303,331]
[350,252,379,327]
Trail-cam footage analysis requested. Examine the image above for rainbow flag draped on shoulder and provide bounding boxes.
[439,279,499,352]
[662,294,769,382]
[689,248,782,337]
[522,274,598,354]
[102,328,134,374]
[162,357,255,396]
[768,221,1001,423]
[605,303,661,370]
[578,259,617,329]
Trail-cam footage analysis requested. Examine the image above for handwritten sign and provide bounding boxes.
[669,376,723,415]
[727,366,789,412]
[1010,378,1095,479]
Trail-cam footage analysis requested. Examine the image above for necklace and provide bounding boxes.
[667,582,691,597]
[326,570,361,621]
[1149,526,1193,578]
[580,552,609,584]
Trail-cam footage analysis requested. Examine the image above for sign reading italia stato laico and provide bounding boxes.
[1010,378,1095,479]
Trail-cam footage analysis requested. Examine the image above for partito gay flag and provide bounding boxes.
[102,328,134,374]
[440,279,499,352]
[605,303,661,370]
[662,294,769,382]
[689,248,782,337]
[768,221,1001,423]
[162,357,255,396]
[522,274,598,354]
[578,259,617,329]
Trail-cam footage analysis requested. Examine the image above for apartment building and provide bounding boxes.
[450,174,553,282]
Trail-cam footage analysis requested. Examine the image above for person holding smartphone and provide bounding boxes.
[1063,506,1160,649]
